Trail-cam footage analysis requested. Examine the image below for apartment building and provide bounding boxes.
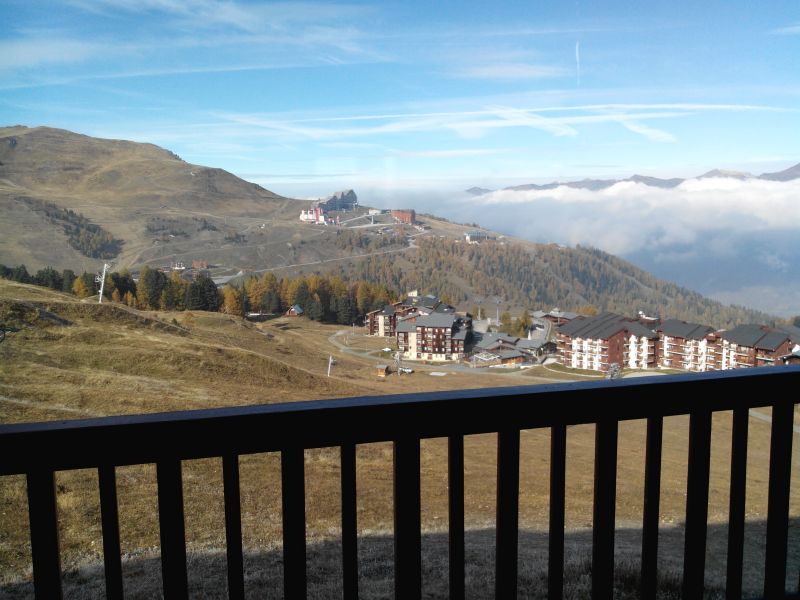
[656,319,719,372]
[396,313,469,361]
[556,312,658,372]
[366,291,453,337]
[720,325,795,369]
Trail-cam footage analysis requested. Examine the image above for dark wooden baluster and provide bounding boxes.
[764,400,793,598]
[281,448,307,599]
[682,410,712,600]
[393,437,421,600]
[592,419,618,600]
[341,443,358,599]
[496,429,520,600]
[27,469,63,599]
[98,465,123,600]
[156,459,188,599]
[448,435,465,600]
[726,409,748,600]
[222,454,244,600]
[549,424,566,600]
[641,416,663,599]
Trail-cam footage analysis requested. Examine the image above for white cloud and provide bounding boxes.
[471,177,800,256]
[618,119,676,142]
[0,39,99,70]
[770,23,800,35]
[454,62,568,81]
[389,148,510,158]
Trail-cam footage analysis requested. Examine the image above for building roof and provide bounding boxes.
[380,305,396,316]
[498,350,524,360]
[416,313,456,328]
[452,328,469,340]
[721,324,790,350]
[396,320,416,333]
[658,319,715,340]
[404,294,440,309]
[776,324,800,344]
[475,332,518,349]
[557,312,656,340]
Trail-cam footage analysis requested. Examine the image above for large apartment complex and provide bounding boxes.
[556,312,659,371]
[558,313,800,373]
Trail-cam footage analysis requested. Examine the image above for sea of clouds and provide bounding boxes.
[360,176,800,317]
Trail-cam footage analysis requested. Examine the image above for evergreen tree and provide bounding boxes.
[34,266,62,290]
[11,265,31,283]
[136,266,167,310]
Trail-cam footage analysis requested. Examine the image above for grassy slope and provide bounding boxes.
[1,280,798,597]
[0,126,777,328]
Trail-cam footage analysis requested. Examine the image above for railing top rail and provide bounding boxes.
[1,366,798,475]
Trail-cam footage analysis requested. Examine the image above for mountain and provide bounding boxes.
[760,163,800,181]
[465,186,493,196]
[0,126,309,273]
[496,162,800,192]
[698,169,752,180]
[0,126,776,325]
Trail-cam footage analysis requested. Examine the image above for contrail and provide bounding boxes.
[575,41,581,86]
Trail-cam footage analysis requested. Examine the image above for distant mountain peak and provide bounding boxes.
[759,162,800,182]
[699,168,752,180]
[484,161,799,194]
[465,186,493,196]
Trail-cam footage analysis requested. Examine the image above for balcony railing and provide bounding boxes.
[1,366,799,599]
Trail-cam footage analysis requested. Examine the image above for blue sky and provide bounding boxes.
[1,0,799,198]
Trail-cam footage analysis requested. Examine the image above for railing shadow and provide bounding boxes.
[2,519,798,599]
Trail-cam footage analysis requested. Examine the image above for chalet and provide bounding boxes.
[657,319,719,372]
[285,304,304,317]
[556,312,658,372]
[720,325,794,369]
[464,231,495,244]
[396,313,469,362]
[299,206,327,224]
[532,308,580,326]
[391,209,416,224]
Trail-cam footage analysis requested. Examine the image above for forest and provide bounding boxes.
[340,237,778,330]
[0,264,398,327]
[2,234,793,331]
[20,197,123,258]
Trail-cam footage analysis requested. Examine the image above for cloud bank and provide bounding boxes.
[362,175,800,316]
[471,176,800,256]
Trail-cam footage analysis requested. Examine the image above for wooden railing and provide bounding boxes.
[1,366,799,599]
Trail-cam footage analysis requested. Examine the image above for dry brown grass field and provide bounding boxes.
[1,279,799,598]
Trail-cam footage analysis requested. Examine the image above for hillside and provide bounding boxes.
[0,126,304,272]
[0,126,776,326]
[323,238,771,329]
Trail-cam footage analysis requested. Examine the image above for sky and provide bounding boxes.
[2,0,800,315]
[2,0,799,194]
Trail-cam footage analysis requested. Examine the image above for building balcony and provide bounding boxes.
[1,367,798,599]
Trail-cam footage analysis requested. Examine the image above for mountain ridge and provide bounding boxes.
[467,161,800,195]
[0,125,777,324]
